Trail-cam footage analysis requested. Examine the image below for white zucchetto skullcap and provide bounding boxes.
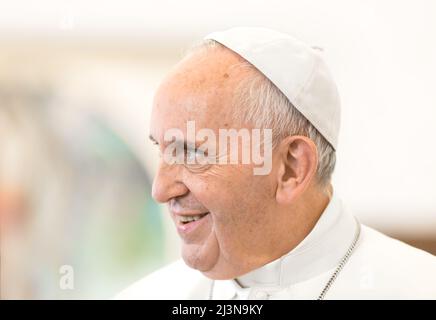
[204,27,341,149]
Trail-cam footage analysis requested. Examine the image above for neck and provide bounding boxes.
[234,189,357,290]
[210,193,359,299]
[268,184,332,264]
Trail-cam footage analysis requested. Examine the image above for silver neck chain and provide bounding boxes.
[317,218,361,300]
[208,219,361,300]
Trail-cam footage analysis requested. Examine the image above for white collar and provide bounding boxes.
[212,194,358,299]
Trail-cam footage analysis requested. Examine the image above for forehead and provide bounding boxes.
[150,48,247,142]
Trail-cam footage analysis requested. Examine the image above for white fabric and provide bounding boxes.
[116,195,436,300]
[204,27,341,149]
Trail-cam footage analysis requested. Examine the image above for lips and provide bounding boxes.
[172,211,210,235]
[178,212,209,224]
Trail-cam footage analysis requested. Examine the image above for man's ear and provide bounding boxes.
[275,135,318,205]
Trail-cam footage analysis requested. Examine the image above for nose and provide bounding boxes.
[151,161,189,203]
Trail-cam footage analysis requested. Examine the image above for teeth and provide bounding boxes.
[179,214,206,223]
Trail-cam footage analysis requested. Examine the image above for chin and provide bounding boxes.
[181,235,221,272]
[182,246,212,272]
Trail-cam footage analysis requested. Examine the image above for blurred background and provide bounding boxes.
[0,0,435,299]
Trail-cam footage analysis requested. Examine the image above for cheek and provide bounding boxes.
[190,169,274,243]
[185,167,251,214]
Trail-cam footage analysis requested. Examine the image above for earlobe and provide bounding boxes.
[276,177,298,204]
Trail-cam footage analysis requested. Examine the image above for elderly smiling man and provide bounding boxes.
[118,27,436,299]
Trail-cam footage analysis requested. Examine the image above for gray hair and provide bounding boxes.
[187,40,336,186]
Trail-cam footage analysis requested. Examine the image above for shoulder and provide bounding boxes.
[342,225,436,298]
[359,225,436,270]
[115,259,211,300]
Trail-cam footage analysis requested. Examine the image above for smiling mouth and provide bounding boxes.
[178,212,209,224]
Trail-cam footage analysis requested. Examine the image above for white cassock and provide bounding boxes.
[116,195,436,300]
